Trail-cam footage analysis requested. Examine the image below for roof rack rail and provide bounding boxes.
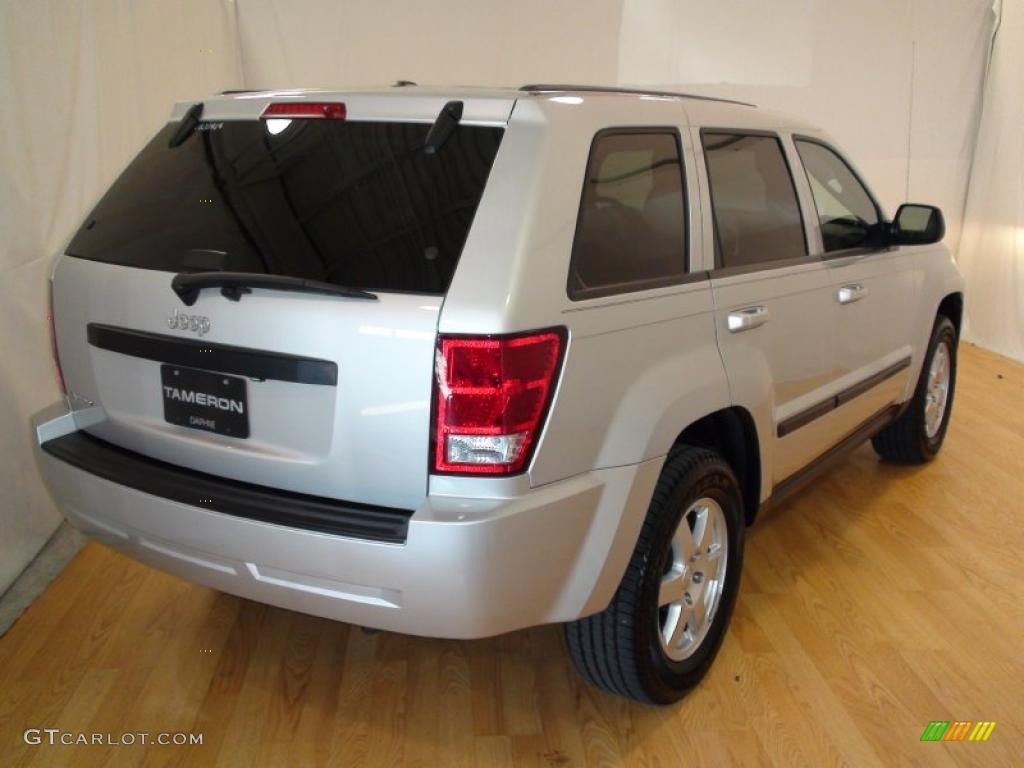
[220,89,261,95]
[519,84,755,108]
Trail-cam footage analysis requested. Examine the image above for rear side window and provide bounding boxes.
[66,119,504,295]
[702,132,806,270]
[795,139,880,253]
[569,130,687,300]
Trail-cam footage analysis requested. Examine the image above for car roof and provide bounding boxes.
[186,84,823,134]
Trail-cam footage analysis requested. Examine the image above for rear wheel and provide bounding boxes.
[565,446,744,704]
[872,316,957,463]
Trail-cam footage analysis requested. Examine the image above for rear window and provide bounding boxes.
[701,132,806,270]
[569,129,687,300]
[66,117,504,294]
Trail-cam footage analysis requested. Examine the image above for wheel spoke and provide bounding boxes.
[936,348,949,385]
[674,518,697,563]
[704,541,724,563]
[692,506,712,553]
[659,571,686,607]
[668,604,692,648]
[689,582,709,629]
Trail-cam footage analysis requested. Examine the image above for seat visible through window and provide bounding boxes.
[569,130,687,299]
[702,132,806,270]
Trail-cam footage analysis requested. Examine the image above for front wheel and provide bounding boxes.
[872,315,957,463]
[565,446,744,704]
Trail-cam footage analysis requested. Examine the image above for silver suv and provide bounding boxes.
[33,85,963,704]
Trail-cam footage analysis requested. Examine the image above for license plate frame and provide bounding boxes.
[161,365,250,438]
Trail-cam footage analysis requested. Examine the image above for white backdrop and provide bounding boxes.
[616,0,994,255]
[0,0,1008,590]
[238,0,994,252]
[0,0,243,593]
[958,0,1024,362]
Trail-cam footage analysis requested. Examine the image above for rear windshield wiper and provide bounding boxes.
[423,100,463,155]
[171,271,378,306]
[169,102,204,148]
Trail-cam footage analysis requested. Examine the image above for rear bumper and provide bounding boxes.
[32,402,660,638]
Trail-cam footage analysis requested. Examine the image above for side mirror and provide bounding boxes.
[892,204,945,245]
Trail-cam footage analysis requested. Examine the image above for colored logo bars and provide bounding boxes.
[920,721,996,742]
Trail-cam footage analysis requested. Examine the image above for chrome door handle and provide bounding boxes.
[837,283,867,304]
[727,305,769,333]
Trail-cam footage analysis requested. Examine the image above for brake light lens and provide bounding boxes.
[433,329,567,475]
[47,281,66,395]
[259,102,347,120]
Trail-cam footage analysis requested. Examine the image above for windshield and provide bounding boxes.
[66,117,504,294]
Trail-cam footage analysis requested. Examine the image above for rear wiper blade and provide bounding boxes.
[171,272,378,306]
[423,100,463,155]
[169,102,204,148]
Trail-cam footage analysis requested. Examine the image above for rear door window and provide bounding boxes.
[66,118,504,295]
[569,129,688,299]
[701,132,807,270]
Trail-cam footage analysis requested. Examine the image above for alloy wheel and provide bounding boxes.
[658,497,729,662]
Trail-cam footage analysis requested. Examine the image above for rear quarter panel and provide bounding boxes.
[440,95,732,487]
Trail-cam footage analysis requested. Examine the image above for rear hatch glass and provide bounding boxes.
[67,117,504,293]
[55,113,503,511]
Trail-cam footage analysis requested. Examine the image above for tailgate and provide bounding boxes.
[54,256,439,510]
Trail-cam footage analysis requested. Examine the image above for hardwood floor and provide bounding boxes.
[1,343,1021,767]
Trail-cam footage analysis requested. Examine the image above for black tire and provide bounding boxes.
[872,316,957,464]
[565,446,744,704]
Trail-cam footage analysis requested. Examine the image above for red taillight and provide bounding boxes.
[433,328,566,475]
[259,102,346,120]
[47,281,66,395]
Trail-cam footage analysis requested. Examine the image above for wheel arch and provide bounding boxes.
[937,291,963,336]
[668,406,762,525]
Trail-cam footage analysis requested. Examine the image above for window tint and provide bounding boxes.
[66,119,504,294]
[795,139,880,252]
[702,132,806,269]
[569,131,687,299]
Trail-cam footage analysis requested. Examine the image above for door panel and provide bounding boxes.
[826,250,919,423]
[711,264,837,483]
